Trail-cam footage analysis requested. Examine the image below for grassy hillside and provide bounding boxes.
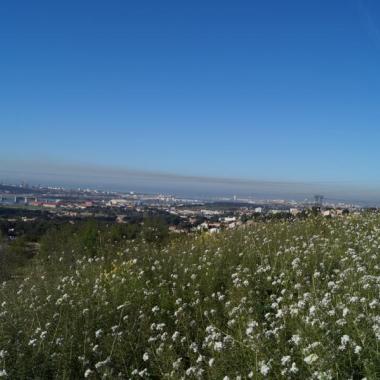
[0,215,380,379]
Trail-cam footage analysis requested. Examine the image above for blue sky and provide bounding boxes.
[1,0,380,198]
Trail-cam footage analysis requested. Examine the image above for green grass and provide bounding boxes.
[0,214,380,379]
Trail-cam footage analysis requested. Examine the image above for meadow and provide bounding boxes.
[0,214,379,379]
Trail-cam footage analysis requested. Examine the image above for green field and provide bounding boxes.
[0,214,379,379]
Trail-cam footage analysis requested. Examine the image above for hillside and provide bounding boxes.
[0,215,379,379]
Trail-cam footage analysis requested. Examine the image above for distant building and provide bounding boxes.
[109,199,130,206]
[30,201,43,207]
[42,202,59,209]
[290,208,301,216]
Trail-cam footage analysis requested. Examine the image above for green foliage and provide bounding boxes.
[0,237,32,281]
[0,215,380,378]
[141,217,169,244]
[108,223,140,242]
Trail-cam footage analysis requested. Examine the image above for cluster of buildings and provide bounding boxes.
[0,182,364,235]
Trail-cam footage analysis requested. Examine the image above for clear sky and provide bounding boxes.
[1,0,380,199]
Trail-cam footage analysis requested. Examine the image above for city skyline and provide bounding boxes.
[1,159,380,205]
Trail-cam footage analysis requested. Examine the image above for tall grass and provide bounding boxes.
[0,215,380,378]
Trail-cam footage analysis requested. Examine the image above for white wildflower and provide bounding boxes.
[304,353,318,365]
[259,362,270,376]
